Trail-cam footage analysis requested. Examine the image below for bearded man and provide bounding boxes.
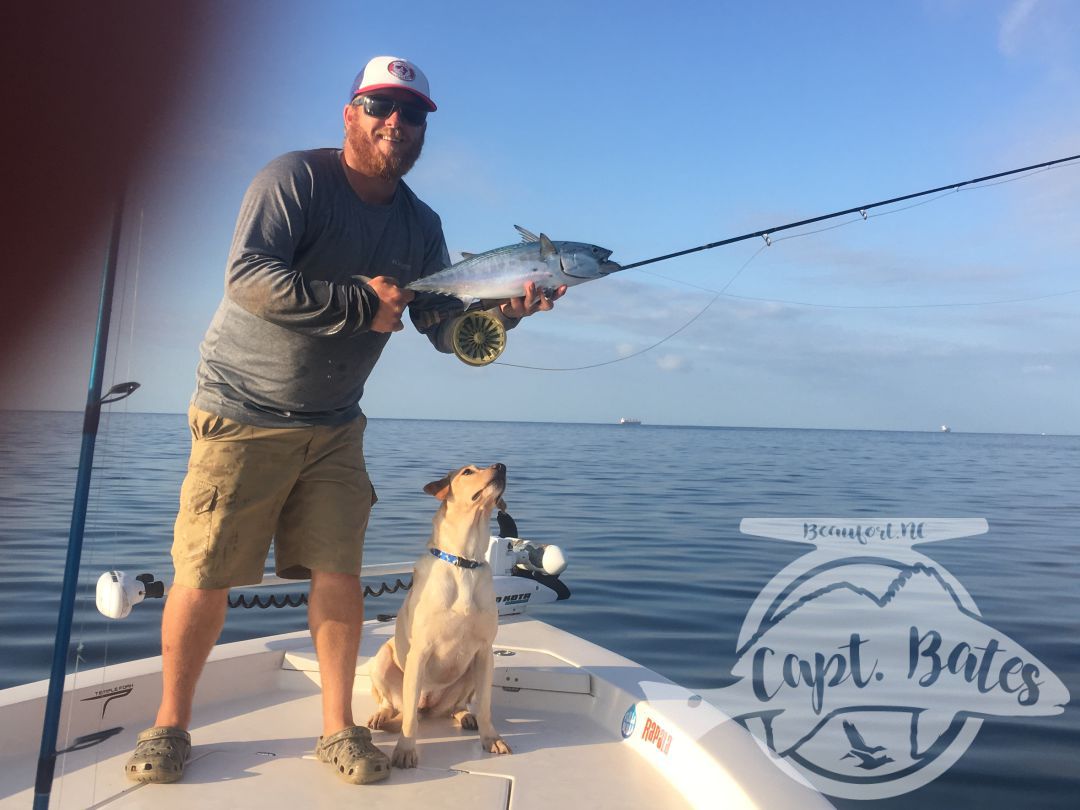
[124,56,561,787]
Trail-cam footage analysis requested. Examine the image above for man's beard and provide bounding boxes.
[347,124,424,181]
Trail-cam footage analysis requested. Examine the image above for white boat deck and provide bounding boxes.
[0,618,832,809]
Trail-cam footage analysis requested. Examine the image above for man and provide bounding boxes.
[124,56,562,786]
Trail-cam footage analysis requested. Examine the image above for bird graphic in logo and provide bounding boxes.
[839,720,894,770]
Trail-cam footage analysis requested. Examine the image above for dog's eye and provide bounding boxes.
[460,469,474,476]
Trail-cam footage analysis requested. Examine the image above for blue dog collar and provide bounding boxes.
[430,547,485,569]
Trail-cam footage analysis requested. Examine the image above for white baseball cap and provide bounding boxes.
[349,56,436,111]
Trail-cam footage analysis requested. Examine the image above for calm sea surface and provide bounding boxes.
[0,411,1077,808]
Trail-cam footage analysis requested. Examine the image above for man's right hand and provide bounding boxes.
[367,276,415,333]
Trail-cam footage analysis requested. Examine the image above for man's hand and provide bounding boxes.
[367,276,415,333]
[498,281,567,320]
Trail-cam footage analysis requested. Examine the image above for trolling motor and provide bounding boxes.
[486,511,571,614]
[94,515,569,620]
[95,571,165,619]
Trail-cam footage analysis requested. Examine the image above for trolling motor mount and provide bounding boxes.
[451,310,506,366]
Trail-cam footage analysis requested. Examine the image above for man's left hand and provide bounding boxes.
[498,281,567,320]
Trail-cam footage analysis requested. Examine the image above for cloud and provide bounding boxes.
[994,0,1079,83]
[1022,363,1055,374]
[656,354,690,372]
[999,0,1040,56]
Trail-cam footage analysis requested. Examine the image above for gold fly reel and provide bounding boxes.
[451,310,507,366]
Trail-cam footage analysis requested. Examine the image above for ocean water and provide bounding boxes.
[0,411,1077,808]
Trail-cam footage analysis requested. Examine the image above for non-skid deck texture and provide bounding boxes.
[0,634,691,809]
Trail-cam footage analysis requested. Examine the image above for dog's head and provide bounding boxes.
[424,463,507,512]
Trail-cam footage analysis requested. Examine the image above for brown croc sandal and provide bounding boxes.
[125,726,191,783]
[316,725,390,784]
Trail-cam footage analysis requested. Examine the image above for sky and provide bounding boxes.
[9,0,1080,433]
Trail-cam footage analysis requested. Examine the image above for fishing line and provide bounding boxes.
[494,245,767,372]
[495,153,1079,371]
[126,210,145,383]
[646,272,1080,310]
[58,207,146,803]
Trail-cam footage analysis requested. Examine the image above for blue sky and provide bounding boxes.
[10,0,1079,432]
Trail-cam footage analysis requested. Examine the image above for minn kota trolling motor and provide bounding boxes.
[95,511,569,620]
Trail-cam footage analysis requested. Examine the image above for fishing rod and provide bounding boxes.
[445,152,1079,366]
[619,152,1080,270]
[34,200,140,810]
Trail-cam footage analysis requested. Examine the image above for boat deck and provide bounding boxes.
[0,618,832,809]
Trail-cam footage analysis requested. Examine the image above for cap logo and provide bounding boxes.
[387,60,416,82]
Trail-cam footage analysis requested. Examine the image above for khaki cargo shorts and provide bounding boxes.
[171,406,376,589]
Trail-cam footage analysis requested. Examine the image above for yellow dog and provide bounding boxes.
[368,463,512,767]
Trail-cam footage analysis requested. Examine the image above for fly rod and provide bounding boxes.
[620,152,1080,270]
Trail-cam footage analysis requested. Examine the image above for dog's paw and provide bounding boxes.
[453,710,478,730]
[482,735,512,755]
[391,741,419,769]
[367,708,399,731]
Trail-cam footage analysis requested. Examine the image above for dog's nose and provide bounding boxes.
[492,463,506,476]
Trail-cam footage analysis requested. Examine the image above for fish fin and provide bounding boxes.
[539,233,557,259]
[460,251,477,259]
[514,225,540,243]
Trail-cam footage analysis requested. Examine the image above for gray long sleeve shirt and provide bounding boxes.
[192,148,458,427]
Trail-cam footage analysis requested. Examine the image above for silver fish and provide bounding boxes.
[407,226,621,308]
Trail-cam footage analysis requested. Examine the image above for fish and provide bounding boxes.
[407,226,622,309]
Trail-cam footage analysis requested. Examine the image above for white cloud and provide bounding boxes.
[1022,363,1055,374]
[1000,0,1040,56]
[656,354,689,372]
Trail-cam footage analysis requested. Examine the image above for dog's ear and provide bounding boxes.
[496,497,507,512]
[423,473,453,501]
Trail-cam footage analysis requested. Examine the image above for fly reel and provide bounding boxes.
[451,310,507,366]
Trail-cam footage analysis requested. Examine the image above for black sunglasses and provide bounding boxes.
[353,94,428,126]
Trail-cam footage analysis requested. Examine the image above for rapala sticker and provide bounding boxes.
[640,716,673,755]
[706,518,1070,800]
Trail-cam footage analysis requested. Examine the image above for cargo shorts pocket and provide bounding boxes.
[174,476,220,563]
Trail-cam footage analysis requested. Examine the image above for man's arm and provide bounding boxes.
[225,154,402,336]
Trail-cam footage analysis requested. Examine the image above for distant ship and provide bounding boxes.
[940,425,951,433]
[618,417,642,426]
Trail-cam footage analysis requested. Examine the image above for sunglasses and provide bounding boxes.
[353,94,428,126]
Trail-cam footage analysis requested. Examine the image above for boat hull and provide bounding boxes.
[0,618,831,809]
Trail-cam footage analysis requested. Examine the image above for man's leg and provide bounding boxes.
[155,584,229,729]
[308,569,364,736]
